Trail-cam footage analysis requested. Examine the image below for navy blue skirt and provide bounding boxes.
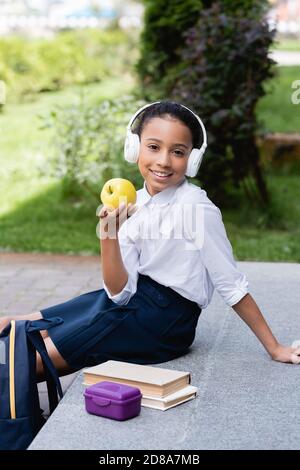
[40,274,201,371]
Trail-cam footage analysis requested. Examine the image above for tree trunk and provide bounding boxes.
[231,137,269,205]
[247,136,269,205]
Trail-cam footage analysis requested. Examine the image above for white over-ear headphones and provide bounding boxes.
[124,101,207,177]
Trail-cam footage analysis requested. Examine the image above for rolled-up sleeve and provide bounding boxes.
[103,221,140,306]
[199,203,249,307]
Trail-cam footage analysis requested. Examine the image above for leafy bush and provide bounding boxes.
[137,0,274,207]
[40,96,145,200]
[137,0,269,99]
[0,28,137,103]
[171,2,275,205]
[202,0,269,17]
[136,0,203,99]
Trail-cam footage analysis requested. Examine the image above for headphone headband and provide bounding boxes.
[127,101,207,150]
[124,101,208,177]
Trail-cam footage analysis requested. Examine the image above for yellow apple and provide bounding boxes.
[100,178,137,209]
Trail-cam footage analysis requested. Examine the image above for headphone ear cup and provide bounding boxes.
[185,148,205,178]
[124,132,140,163]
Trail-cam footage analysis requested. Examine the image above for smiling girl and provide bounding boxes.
[1,101,299,379]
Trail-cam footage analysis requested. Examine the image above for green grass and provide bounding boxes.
[256,66,300,133]
[272,38,300,52]
[0,71,300,261]
[0,178,98,254]
[1,167,300,261]
[0,77,135,255]
[223,172,300,262]
[0,77,135,176]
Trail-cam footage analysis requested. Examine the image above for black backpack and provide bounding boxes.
[0,317,63,450]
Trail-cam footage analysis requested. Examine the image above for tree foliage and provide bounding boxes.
[137,0,275,206]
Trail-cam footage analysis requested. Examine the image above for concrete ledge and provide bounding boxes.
[29,263,300,450]
[38,373,78,418]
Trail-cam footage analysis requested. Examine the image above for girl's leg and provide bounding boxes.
[0,311,49,338]
[0,313,71,379]
[37,335,71,381]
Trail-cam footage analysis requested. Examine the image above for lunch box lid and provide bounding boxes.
[84,381,142,403]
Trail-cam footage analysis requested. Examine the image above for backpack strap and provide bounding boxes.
[27,318,64,413]
[9,320,16,419]
[28,331,63,411]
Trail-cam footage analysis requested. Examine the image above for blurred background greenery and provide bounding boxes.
[0,0,299,261]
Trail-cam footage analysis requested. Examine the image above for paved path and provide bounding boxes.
[0,252,103,405]
[0,252,102,316]
[271,50,300,66]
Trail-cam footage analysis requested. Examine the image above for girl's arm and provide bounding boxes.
[99,202,136,296]
[100,237,128,296]
[233,293,300,364]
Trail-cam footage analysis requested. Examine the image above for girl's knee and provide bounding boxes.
[36,336,70,381]
[0,316,11,333]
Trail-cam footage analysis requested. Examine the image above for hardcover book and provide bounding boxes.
[141,385,198,411]
[83,360,191,398]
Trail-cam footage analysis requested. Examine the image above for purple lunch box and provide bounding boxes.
[83,381,142,421]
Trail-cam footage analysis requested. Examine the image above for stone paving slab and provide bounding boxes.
[0,252,102,315]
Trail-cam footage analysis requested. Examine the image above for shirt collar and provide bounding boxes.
[137,177,187,207]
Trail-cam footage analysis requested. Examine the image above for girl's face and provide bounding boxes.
[138,116,193,196]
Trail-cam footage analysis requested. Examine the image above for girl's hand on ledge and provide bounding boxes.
[271,344,300,364]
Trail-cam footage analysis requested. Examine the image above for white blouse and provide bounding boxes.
[103,177,249,309]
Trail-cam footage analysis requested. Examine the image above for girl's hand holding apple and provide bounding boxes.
[98,178,138,239]
[98,202,137,238]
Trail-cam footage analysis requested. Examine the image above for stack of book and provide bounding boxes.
[83,360,198,411]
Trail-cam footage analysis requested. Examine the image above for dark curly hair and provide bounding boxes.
[132,101,203,149]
